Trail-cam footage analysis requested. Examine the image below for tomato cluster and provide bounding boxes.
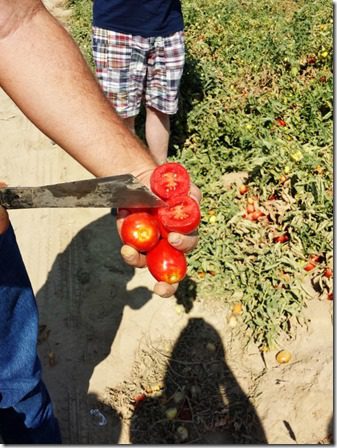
[120,162,201,284]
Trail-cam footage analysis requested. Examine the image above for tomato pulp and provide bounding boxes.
[121,212,160,252]
[150,162,190,200]
[146,239,187,284]
[157,195,201,234]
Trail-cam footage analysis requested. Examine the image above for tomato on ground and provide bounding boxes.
[273,234,289,243]
[157,195,201,234]
[324,268,333,278]
[304,262,316,272]
[146,239,187,284]
[150,162,190,200]
[121,212,160,252]
[239,184,249,195]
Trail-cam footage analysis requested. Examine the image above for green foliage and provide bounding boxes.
[67,0,333,349]
[171,0,333,348]
[67,0,93,65]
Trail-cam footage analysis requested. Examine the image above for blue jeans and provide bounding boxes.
[0,224,61,444]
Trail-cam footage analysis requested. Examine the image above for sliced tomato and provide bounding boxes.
[150,162,190,200]
[157,195,201,234]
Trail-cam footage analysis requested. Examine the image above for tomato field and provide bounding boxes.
[68,0,333,349]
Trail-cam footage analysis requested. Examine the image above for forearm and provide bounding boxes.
[0,0,156,178]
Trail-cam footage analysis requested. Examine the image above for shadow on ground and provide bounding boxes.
[128,318,267,444]
[36,212,152,443]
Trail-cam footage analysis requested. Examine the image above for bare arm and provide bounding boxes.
[0,0,200,297]
[0,0,156,178]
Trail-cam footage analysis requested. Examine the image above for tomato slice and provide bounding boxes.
[157,195,201,234]
[146,239,187,284]
[150,162,190,200]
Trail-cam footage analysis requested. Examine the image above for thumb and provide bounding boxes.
[0,181,9,234]
[0,207,9,235]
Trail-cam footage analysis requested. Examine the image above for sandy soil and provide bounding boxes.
[0,2,333,443]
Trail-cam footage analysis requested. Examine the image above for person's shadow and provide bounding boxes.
[35,211,152,444]
[130,317,267,444]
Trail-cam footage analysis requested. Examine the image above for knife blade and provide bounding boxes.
[0,175,166,209]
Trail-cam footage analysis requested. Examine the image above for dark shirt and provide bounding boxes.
[93,0,184,37]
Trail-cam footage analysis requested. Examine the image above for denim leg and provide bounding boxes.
[0,381,62,444]
[0,224,61,443]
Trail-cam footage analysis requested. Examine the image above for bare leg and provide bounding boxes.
[123,116,136,134]
[145,106,170,164]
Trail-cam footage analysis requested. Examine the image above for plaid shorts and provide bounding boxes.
[92,27,185,118]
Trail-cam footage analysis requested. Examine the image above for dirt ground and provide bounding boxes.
[0,2,333,444]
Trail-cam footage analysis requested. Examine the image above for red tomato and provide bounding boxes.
[239,184,249,195]
[310,254,322,264]
[250,210,265,221]
[121,212,160,252]
[276,118,287,127]
[146,239,187,284]
[150,162,190,200]
[157,195,201,234]
[152,208,170,238]
[304,262,315,272]
[324,268,333,278]
[328,292,333,300]
[246,204,255,214]
[273,234,289,243]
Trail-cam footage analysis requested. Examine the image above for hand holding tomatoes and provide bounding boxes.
[117,162,201,297]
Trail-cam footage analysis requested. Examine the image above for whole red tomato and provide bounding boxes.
[304,262,315,272]
[146,239,187,284]
[276,118,287,127]
[157,195,201,234]
[150,162,190,200]
[121,212,160,252]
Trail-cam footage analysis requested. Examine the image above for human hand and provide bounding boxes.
[116,170,202,298]
[0,182,10,234]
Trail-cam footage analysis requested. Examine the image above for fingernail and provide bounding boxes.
[168,234,182,246]
[121,245,135,259]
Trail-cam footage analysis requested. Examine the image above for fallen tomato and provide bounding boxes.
[324,268,333,279]
[304,262,316,272]
[276,118,287,127]
[250,210,265,221]
[146,239,187,284]
[310,254,322,264]
[276,350,292,364]
[121,212,160,252]
[246,204,255,214]
[273,234,289,244]
[239,184,249,195]
[150,162,190,200]
[157,195,201,234]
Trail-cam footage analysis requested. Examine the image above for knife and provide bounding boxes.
[0,175,166,209]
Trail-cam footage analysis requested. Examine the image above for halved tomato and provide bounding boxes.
[157,195,201,234]
[150,162,190,200]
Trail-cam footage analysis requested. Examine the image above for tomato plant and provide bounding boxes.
[157,195,201,234]
[146,239,187,284]
[121,212,160,252]
[150,162,190,200]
